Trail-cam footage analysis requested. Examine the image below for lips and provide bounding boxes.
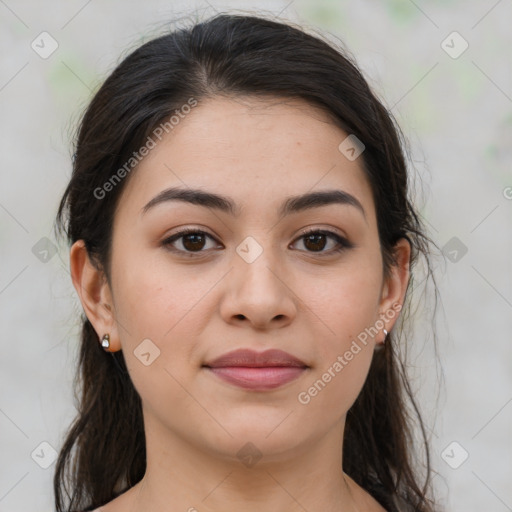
[203,348,308,368]
[203,348,309,391]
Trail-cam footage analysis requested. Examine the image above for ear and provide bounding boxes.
[377,237,411,342]
[69,240,121,352]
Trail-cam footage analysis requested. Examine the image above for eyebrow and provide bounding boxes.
[141,186,366,222]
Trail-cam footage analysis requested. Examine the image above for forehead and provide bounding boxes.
[115,95,376,225]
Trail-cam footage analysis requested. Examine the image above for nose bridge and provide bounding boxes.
[234,234,282,292]
[221,232,297,326]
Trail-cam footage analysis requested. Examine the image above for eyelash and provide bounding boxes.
[161,227,353,257]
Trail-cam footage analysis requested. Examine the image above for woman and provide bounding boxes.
[53,12,440,512]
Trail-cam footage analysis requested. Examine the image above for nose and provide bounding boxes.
[219,242,297,330]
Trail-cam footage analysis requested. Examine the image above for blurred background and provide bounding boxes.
[1,1,511,510]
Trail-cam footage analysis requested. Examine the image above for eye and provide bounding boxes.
[162,228,221,255]
[161,227,353,257]
[291,229,353,255]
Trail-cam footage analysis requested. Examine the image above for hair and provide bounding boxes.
[53,11,442,512]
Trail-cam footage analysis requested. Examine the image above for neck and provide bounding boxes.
[127,414,360,512]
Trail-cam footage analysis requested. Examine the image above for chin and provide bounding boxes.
[205,424,308,462]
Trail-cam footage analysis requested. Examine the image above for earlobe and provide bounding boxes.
[69,240,121,352]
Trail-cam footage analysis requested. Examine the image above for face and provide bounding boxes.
[73,95,409,464]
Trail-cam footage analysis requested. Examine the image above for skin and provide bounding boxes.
[70,95,410,512]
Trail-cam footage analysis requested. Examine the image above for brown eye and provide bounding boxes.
[162,228,352,257]
[292,229,352,255]
[162,229,220,254]
[303,232,328,251]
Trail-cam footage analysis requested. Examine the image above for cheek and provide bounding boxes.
[111,255,206,419]
[293,254,381,410]
[296,343,374,422]
[302,253,383,346]
[113,248,208,340]
[111,250,218,390]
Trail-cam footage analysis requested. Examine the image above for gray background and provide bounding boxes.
[1,1,511,511]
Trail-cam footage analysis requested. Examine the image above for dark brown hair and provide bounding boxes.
[54,12,441,512]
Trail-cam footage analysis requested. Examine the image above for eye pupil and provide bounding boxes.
[304,233,326,252]
[183,233,206,251]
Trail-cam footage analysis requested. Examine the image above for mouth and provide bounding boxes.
[204,366,308,390]
[202,348,309,391]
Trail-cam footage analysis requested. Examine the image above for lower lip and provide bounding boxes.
[205,366,307,390]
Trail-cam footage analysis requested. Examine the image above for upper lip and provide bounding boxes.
[203,348,308,368]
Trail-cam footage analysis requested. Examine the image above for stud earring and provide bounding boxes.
[101,333,110,351]
[375,328,388,351]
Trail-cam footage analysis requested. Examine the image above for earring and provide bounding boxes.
[101,333,110,351]
[375,329,388,351]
